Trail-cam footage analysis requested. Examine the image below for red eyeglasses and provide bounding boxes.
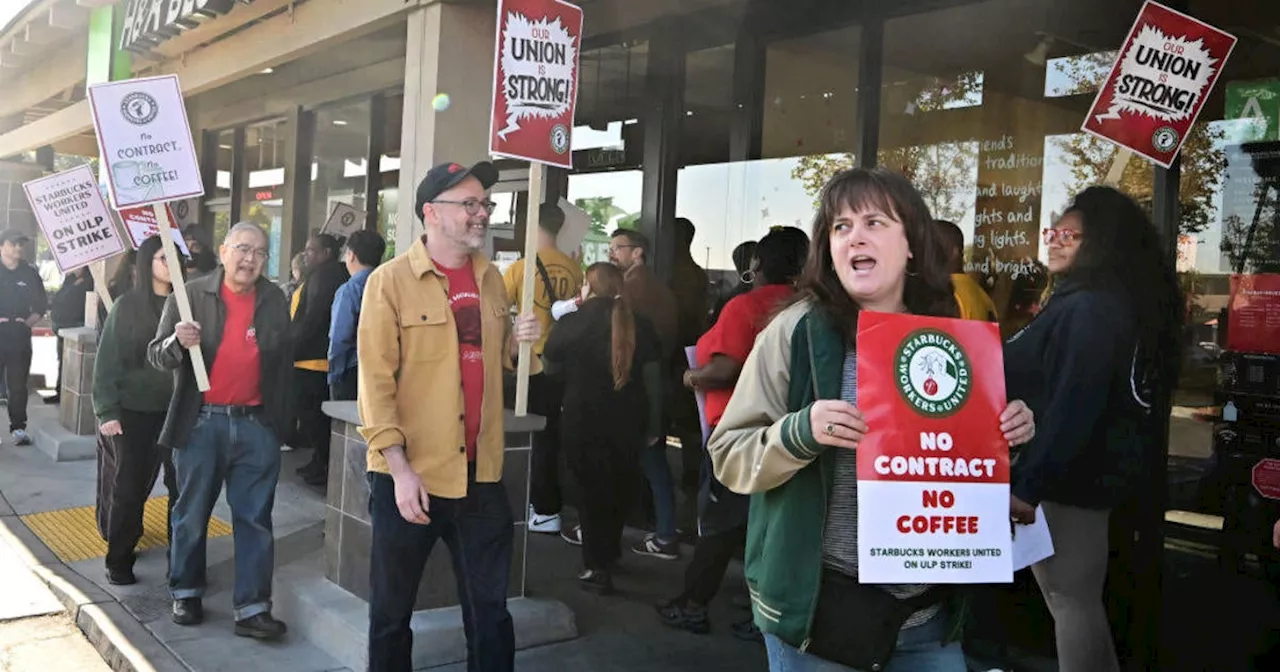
[1042,228,1083,246]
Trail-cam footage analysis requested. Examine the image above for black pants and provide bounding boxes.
[528,373,564,516]
[567,442,639,571]
[329,367,357,402]
[296,369,330,470]
[367,470,514,672]
[680,525,747,605]
[0,330,33,431]
[96,409,176,572]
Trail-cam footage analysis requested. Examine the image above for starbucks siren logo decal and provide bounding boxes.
[895,329,972,418]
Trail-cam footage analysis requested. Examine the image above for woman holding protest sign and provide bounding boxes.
[1003,186,1182,672]
[93,235,183,586]
[708,168,1037,671]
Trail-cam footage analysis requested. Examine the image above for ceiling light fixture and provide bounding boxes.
[333,120,349,126]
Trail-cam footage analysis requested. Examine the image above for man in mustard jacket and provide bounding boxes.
[357,160,540,672]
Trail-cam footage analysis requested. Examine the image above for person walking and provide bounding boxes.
[49,267,94,404]
[327,229,386,402]
[608,228,681,560]
[0,229,48,446]
[660,226,808,635]
[503,202,583,535]
[709,168,1036,671]
[149,222,293,640]
[292,233,349,486]
[1004,187,1182,672]
[93,235,179,586]
[543,262,663,594]
[357,161,540,672]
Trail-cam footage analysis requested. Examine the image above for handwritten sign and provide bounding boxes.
[489,0,583,168]
[969,134,1043,289]
[119,204,191,256]
[855,312,1011,584]
[87,74,205,209]
[1082,1,1236,168]
[22,164,126,273]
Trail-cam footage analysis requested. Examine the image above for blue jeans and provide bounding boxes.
[763,613,966,672]
[169,408,281,621]
[367,470,514,672]
[639,442,677,541]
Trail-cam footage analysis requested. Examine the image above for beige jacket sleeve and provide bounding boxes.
[356,267,406,453]
[709,302,827,495]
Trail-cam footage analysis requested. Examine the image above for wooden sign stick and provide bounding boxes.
[87,260,113,312]
[154,202,211,392]
[1104,147,1133,187]
[514,163,545,417]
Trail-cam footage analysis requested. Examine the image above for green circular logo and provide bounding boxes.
[894,328,972,418]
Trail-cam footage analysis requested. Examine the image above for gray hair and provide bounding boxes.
[224,221,269,246]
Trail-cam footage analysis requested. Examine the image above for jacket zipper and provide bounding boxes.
[799,321,830,653]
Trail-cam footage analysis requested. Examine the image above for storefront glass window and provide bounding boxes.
[208,129,235,244]
[380,94,403,259]
[239,118,290,278]
[310,100,371,244]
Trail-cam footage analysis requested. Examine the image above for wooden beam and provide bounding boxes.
[0,34,87,119]
[149,0,294,60]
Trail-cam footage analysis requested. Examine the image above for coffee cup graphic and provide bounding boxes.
[113,160,166,203]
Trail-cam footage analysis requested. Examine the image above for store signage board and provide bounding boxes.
[321,202,366,239]
[1252,458,1280,501]
[121,0,251,53]
[1082,1,1236,168]
[1227,274,1280,355]
[1225,79,1280,143]
[87,74,205,210]
[488,0,584,169]
[854,312,1013,584]
[119,205,191,256]
[22,164,127,274]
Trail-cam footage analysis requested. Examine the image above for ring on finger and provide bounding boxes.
[824,422,835,436]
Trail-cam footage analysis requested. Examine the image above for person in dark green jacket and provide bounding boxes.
[709,168,1036,672]
[93,235,181,586]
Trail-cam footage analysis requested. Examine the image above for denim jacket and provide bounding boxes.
[328,267,371,385]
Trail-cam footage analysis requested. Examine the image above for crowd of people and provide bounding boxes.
[0,149,1263,672]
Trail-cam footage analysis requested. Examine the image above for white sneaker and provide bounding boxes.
[11,429,31,446]
[528,507,562,534]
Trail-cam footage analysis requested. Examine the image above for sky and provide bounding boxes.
[0,0,33,33]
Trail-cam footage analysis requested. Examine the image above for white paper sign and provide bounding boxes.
[23,164,126,273]
[87,74,205,209]
[321,202,366,239]
[1012,506,1055,571]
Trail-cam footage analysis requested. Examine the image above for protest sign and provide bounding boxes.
[855,312,1011,584]
[120,204,191,255]
[1082,1,1236,169]
[489,0,583,168]
[87,74,205,209]
[23,164,126,273]
[320,202,365,239]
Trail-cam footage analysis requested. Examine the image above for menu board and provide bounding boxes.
[1228,274,1280,355]
[969,134,1045,316]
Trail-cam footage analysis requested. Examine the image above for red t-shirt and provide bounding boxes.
[437,259,485,462]
[696,284,795,428]
[206,285,263,406]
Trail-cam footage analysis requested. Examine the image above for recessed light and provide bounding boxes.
[259,67,274,74]
[219,144,232,150]
[333,120,348,126]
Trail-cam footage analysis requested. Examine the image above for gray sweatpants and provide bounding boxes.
[1032,501,1119,672]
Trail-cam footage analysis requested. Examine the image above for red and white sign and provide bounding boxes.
[119,204,190,256]
[1082,1,1236,168]
[22,164,126,273]
[1227,274,1280,355]
[1251,458,1280,500]
[855,312,1011,584]
[488,0,583,168]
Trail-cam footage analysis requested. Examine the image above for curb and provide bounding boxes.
[0,515,190,672]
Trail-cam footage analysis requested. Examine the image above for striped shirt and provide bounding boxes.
[821,350,942,629]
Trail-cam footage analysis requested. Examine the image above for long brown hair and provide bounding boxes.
[584,262,636,390]
[797,168,956,334]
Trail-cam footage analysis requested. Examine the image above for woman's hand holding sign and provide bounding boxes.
[1000,400,1035,447]
[810,400,868,451]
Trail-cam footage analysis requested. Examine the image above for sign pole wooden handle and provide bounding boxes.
[1104,148,1133,186]
[87,261,113,313]
[514,163,545,417]
[154,202,211,392]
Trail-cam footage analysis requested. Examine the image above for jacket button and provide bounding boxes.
[459,414,465,421]
[459,446,466,453]
[421,315,427,321]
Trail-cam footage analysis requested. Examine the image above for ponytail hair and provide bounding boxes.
[584,263,636,390]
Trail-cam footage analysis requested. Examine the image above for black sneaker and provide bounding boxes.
[731,616,763,643]
[577,569,614,595]
[657,599,710,634]
[235,613,288,640]
[631,533,679,560]
[106,567,136,586]
[172,598,203,626]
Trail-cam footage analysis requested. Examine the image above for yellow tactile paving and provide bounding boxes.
[20,497,231,564]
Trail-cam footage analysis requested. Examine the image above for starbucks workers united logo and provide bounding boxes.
[895,329,972,418]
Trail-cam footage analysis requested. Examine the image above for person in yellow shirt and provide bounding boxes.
[936,219,998,322]
[503,202,583,534]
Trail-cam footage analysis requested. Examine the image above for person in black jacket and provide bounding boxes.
[1004,187,1181,672]
[0,229,48,446]
[292,233,349,486]
[48,267,94,404]
[543,262,663,595]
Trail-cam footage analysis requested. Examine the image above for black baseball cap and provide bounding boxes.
[414,161,499,222]
[0,229,31,245]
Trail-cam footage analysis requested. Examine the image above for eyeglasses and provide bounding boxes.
[230,243,269,260]
[432,199,497,216]
[1042,228,1083,246]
